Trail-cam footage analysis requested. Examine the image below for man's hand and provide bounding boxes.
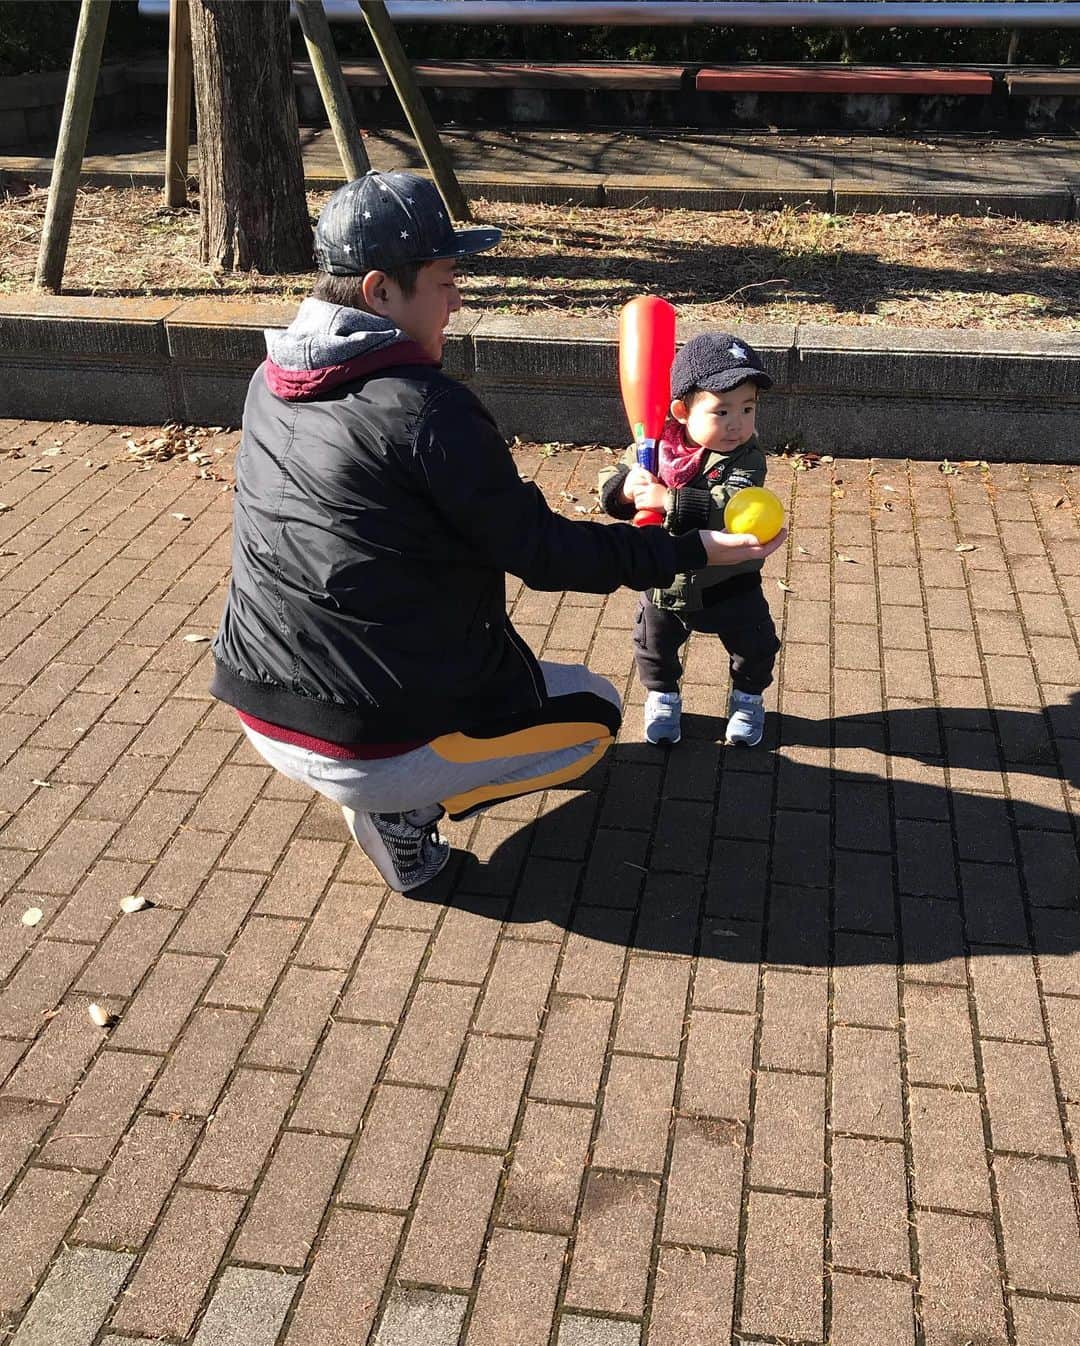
[621,466,661,505]
[699,526,788,566]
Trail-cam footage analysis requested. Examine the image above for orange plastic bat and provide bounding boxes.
[618,295,676,526]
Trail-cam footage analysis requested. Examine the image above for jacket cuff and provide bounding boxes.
[671,530,708,571]
[667,485,713,533]
[599,465,636,520]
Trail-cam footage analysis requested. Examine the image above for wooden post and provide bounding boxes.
[165,0,194,206]
[34,0,112,292]
[295,0,370,180]
[358,0,469,220]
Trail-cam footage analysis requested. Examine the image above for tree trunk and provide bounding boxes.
[188,0,313,272]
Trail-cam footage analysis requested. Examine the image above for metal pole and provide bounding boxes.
[35,0,112,293]
[358,0,469,220]
[164,0,193,206]
[295,0,371,180]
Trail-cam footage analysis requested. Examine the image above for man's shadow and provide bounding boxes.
[411,693,1079,969]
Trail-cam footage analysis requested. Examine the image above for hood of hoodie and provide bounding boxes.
[263,298,436,401]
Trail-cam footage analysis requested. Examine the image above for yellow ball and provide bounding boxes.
[723,486,784,544]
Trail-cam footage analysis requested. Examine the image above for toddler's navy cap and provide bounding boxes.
[671,333,773,400]
[314,170,501,275]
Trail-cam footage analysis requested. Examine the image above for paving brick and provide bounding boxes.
[206,915,303,1009]
[243,967,345,1071]
[424,901,503,982]
[613,956,689,1058]
[296,881,380,970]
[1011,1294,1080,1346]
[338,927,429,1023]
[441,1033,532,1148]
[969,948,1045,1041]
[466,1227,565,1346]
[76,1112,199,1247]
[0,1164,95,1316]
[191,1266,300,1346]
[995,1154,1080,1294]
[767,882,829,966]
[10,1245,134,1346]
[749,1070,824,1194]
[649,1247,736,1345]
[0,1098,55,1198]
[185,1067,296,1189]
[760,969,827,1073]
[38,1050,158,1171]
[186,764,268,835]
[662,1114,743,1250]
[557,906,631,999]
[233,1130,348,1268]
[475,938,559,1037]
[771,810,829,888]
[590,1052,673,1173]
[75,906,178,997]
[338,1083,442,1209]
[833,935,899,1026]
[166,869,264,954]
[110,1187,244,1339]
[831,1137,910,1275]
[386,981,477,1087]
[530,994,613,1106]
[21,818,118,896]
[1019,831,1079,908]
[835,850,894,935]
[2,996,112,1104]
[831,1025,904,1139]
[397,1148,503,1289]
[983,1039,1065,1156]
[901,895,967,985]
[739,1191,824,1340]
[830,1272,915,1346]
[501,1100,593,1233]
[0,938,90,1037]
[565,1171,659,1317]
[904,983,977,1087]
[374,1288,468,1346]
[287,1208,402,1346]
[557,1317,640,1346]
[1047,995,1080,1101]
[254,838,343,918]
[290,1020,391,1134]
[147,1006,256,1115]
[681,1010,754,1120]
[108,951,217,1053]
[220,798,307,871]
[694,920,760,1011]
[916,1211,1008,1346]
[909,1085,992,1213]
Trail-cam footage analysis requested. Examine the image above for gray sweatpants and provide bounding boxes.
[241,660,621,823]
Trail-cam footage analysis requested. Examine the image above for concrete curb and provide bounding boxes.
[2,296,1078,460]
[2,160,1076,220]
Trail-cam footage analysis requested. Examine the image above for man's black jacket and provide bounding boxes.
[211,361,706,744]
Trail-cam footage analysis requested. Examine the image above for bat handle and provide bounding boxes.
[632,435,663,527]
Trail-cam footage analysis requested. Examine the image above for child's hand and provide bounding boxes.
[621,466,660,505]
[632,482,668,513]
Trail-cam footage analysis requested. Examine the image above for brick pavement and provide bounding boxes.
[0,419,1078,1345]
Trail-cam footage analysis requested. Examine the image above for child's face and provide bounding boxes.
[672,384,759,453]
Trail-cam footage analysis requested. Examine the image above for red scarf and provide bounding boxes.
[657,418,708,490]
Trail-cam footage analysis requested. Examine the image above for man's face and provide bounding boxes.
[672,384,759,454]
[378,257,463,360]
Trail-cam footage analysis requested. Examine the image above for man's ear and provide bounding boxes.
[361,269,392,313]
[670,397,690,425]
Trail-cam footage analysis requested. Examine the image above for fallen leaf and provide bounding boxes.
[0,503,11,513]
[120,895,148,914]
[170,512,190,522]
[820,455,834,464]
[29,464,51,473]
[21,907,43,927]
[776,578,795,593]
[939,460,958,475]
[1053,496,1067,508]
[955,543,977,553]
[881,484,896,492]
[88,1003,115,1028]
[559,491,577,501]
[31,778,52,788]
[40,446,62,457]
[835,552,859,564]
[182,633,211,644]
[832,487,845,499]
[796,545,812,556]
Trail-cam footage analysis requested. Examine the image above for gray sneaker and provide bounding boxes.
[644,691,682,745]
[726,689,765,747]
[342,806,450,892]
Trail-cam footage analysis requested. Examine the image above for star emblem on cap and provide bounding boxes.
[400,230,409,239]
[730,343,748,361]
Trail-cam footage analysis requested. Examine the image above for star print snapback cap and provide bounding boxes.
[670,332,773,400]
[313,170,502,276]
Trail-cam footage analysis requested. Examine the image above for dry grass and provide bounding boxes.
[2,184,1078,330]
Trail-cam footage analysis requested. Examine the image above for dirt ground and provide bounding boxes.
[2,184,1078,331]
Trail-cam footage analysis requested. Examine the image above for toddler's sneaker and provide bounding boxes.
[644,691,682,745]
[725,689,765,747]
[342,806,450,892]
